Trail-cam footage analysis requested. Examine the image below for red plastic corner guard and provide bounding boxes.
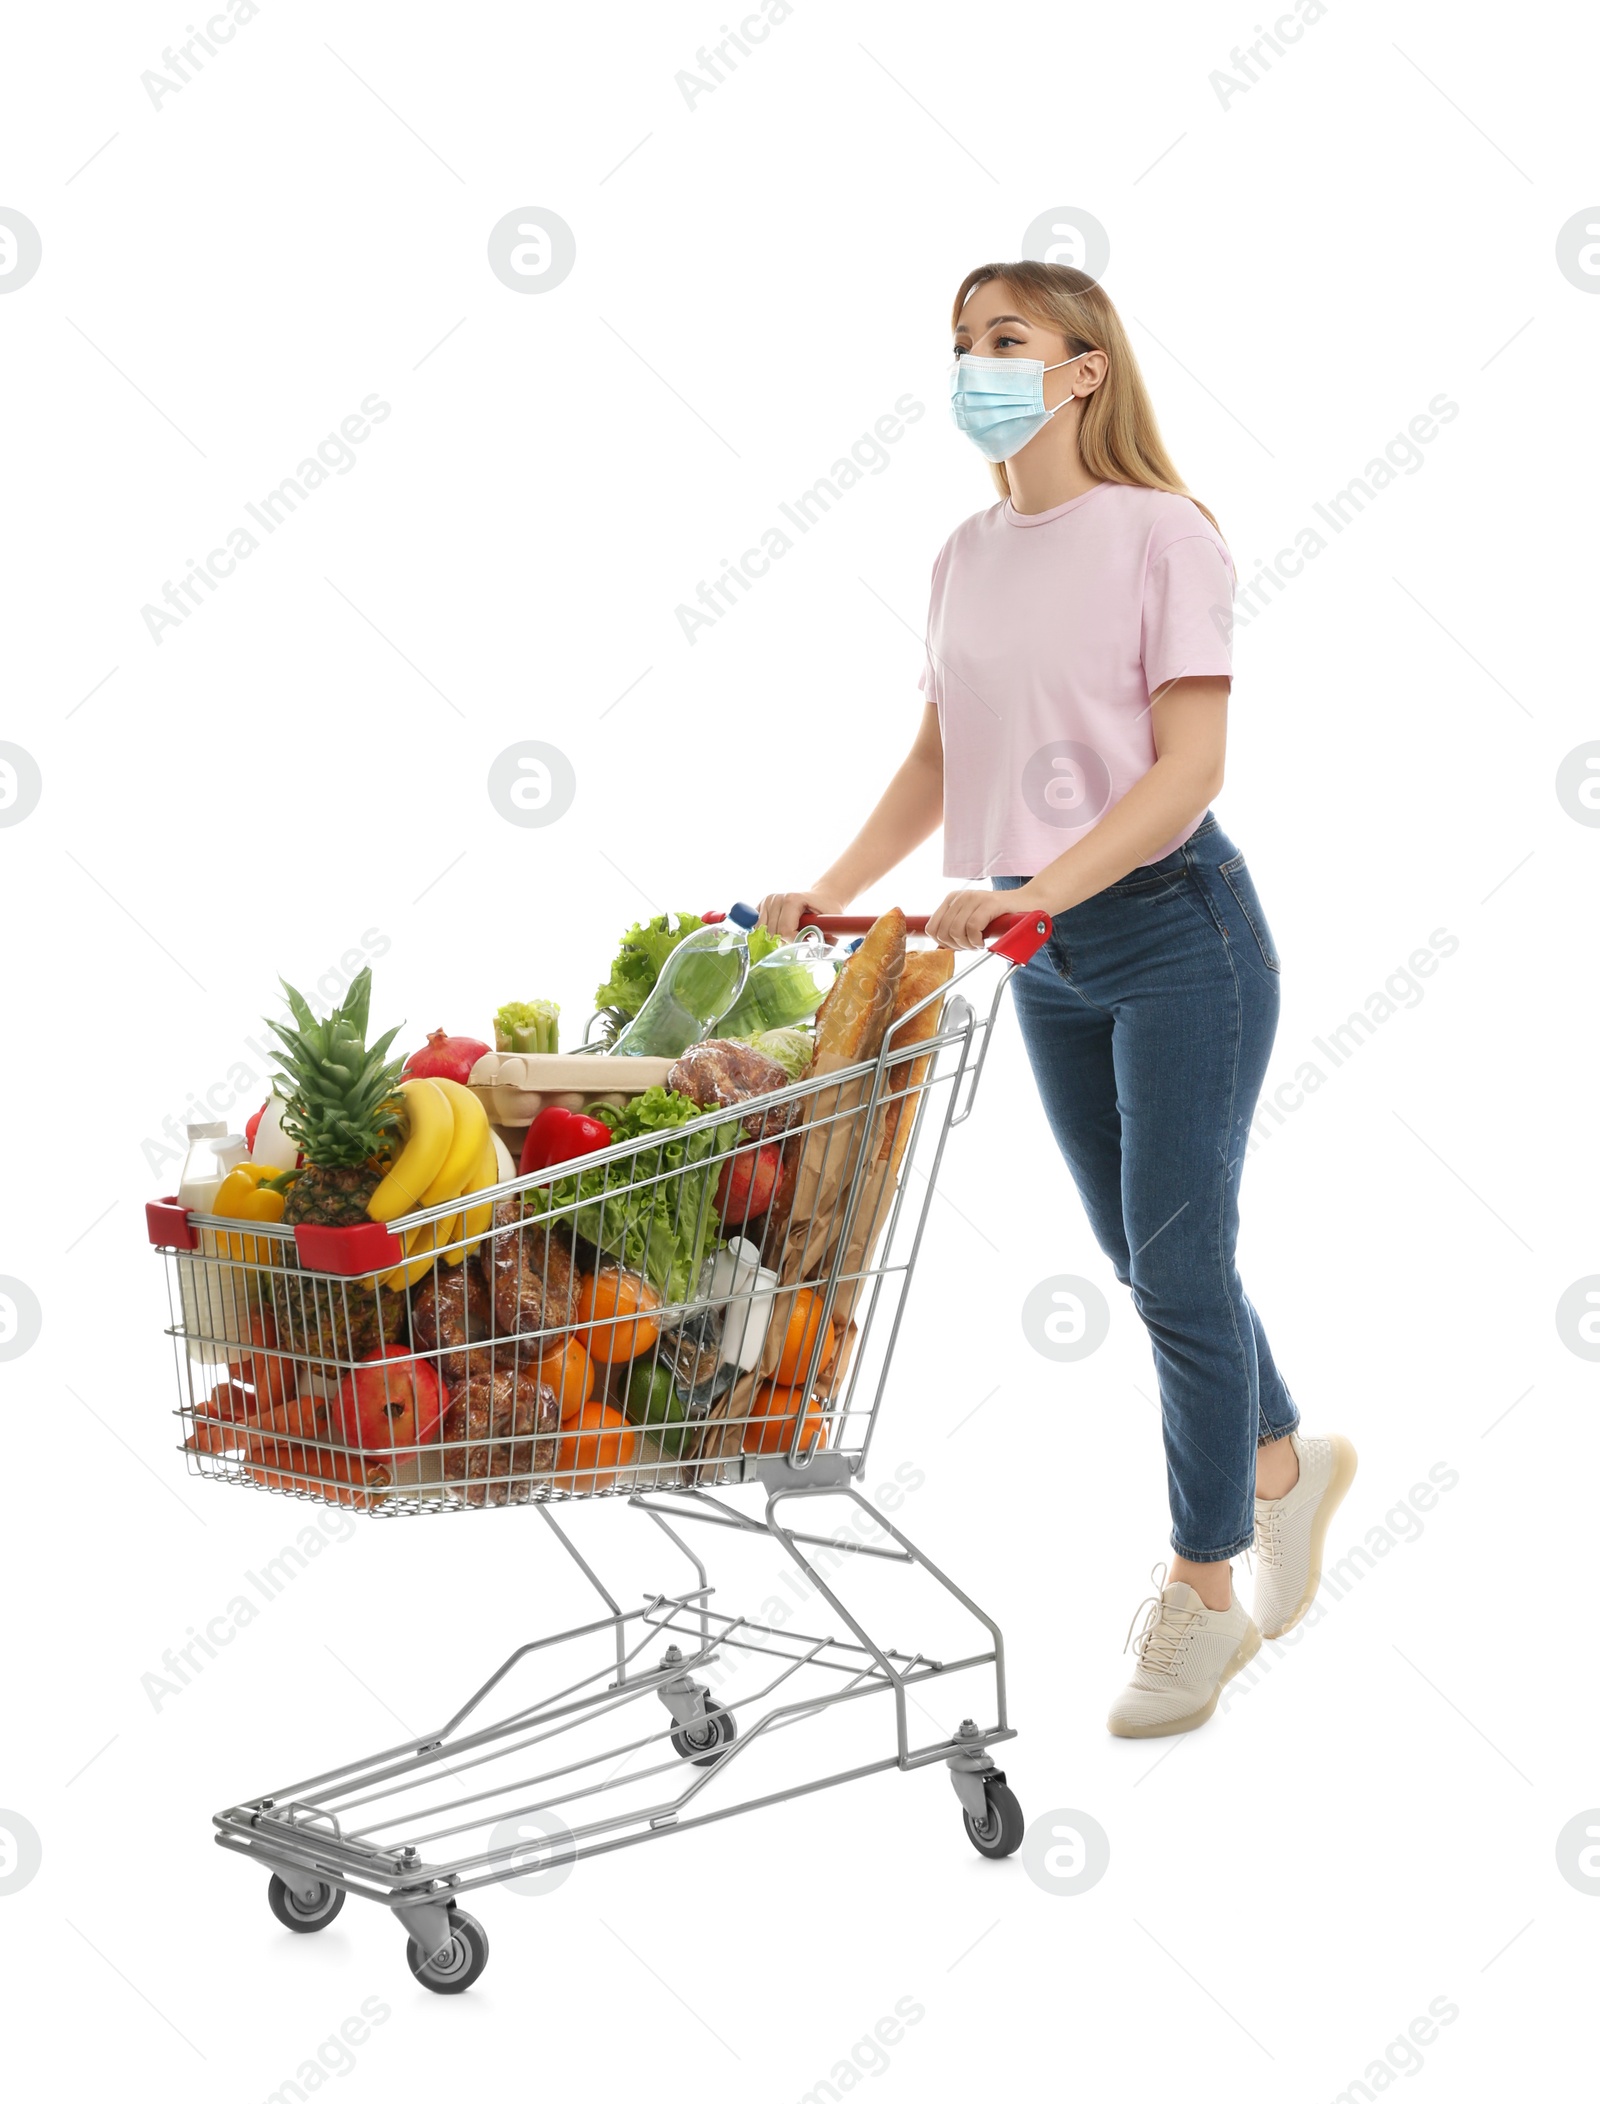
[291,1219,407,1276]
[146,1198,199,1252]
[988,911,1052,965]
[145,1200,404,1274]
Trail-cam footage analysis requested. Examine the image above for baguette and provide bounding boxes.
[806,909,906,1075]
[751,910,908,1327]
[878,948,954,1175]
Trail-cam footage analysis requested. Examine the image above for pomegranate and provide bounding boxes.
[333,1346,444,1456]
[402,1028,492,1086]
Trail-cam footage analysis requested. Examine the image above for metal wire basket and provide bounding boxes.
[149,917,1044,1514]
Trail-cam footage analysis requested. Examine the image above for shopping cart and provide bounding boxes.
[146,909,1050,1993]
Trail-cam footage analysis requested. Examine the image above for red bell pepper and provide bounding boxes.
[519,1105,613,1177]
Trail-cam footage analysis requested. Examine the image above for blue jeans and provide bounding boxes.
[995,813,1298,1561]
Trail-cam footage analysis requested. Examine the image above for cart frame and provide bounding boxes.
[150,912,1049,1991]
[216,1482,1016,1974]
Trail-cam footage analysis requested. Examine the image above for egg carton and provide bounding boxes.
[466,1051,673,1131]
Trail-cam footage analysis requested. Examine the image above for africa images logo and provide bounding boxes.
[1021,742,1113,832]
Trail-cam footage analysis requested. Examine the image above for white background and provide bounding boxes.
[3,0,1595,2096]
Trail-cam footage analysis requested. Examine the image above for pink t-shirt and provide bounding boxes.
[919,482,1235,877]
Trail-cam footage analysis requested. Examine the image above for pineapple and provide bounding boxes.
[267,968,409,1365]
[284,1164,383,1226]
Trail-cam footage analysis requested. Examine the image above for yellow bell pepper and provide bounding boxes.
[213,1163,287,1267]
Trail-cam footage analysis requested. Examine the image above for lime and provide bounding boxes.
[620,1358,689,1458]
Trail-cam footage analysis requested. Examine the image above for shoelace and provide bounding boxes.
[1254,1498,1284,1570]
[1122,1563,1201,1677]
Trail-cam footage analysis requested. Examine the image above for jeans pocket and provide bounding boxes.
[1219,853,1280,972]
[1107,847,1188,896]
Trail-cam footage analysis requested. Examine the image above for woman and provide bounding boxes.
[760,261,1356,1739]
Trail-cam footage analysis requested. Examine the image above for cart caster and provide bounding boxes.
[671,1696,737,1767]
[406,1906,490,1995]
[267,1872,346,1933]
[962,1780,1024,1860]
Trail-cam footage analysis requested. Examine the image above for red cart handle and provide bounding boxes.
[720,902,1052,963]
[800,909,1051,965]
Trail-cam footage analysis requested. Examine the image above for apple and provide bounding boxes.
[334,1347,443,1456]
[715,1143,780,1227]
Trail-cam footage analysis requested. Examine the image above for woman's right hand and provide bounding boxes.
[757,886,847,939]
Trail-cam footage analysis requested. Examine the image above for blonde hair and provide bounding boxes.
[952,260,1223,538]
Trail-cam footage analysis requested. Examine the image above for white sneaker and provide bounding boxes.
[1252,1431,1359,1639]
[1106,1570,1261,1739]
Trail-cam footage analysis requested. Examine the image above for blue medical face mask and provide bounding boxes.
[948,350,1091,463]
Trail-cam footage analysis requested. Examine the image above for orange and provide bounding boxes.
[773,1287,836,1385]
[541,1336,595,1423]
[741,1382,830,1458]
[556,1402,638,1490]
[578,1267,660,1365]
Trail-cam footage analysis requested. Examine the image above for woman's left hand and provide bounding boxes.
[926,888,1017,950]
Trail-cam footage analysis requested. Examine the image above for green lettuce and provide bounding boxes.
[594,914,708,1024]
[523,1085,737,1307]
[743,1026,813,1079]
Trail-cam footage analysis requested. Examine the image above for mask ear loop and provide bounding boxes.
[1038,349,1094,416]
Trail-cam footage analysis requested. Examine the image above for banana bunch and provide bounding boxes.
[369,1077,500,1287]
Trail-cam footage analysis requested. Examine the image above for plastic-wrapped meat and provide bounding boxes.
[483,1202,580,1347]
[666,1039,799,1139]
[440,1367,559,1507]
[410,1263,494,1394]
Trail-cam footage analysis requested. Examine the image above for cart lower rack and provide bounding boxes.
[150,909,1050,1992]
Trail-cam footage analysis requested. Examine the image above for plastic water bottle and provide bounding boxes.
[610,921,750,1058]
[720,903,839,1037]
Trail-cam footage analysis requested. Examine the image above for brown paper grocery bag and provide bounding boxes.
[690,951,952,1476]
[690,1093,883,1473]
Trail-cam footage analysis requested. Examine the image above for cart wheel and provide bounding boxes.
[267,1873,346,1933]
[962,1780,1024,1860]
[406,1908,490,1995]
[671,1697,737,1767]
